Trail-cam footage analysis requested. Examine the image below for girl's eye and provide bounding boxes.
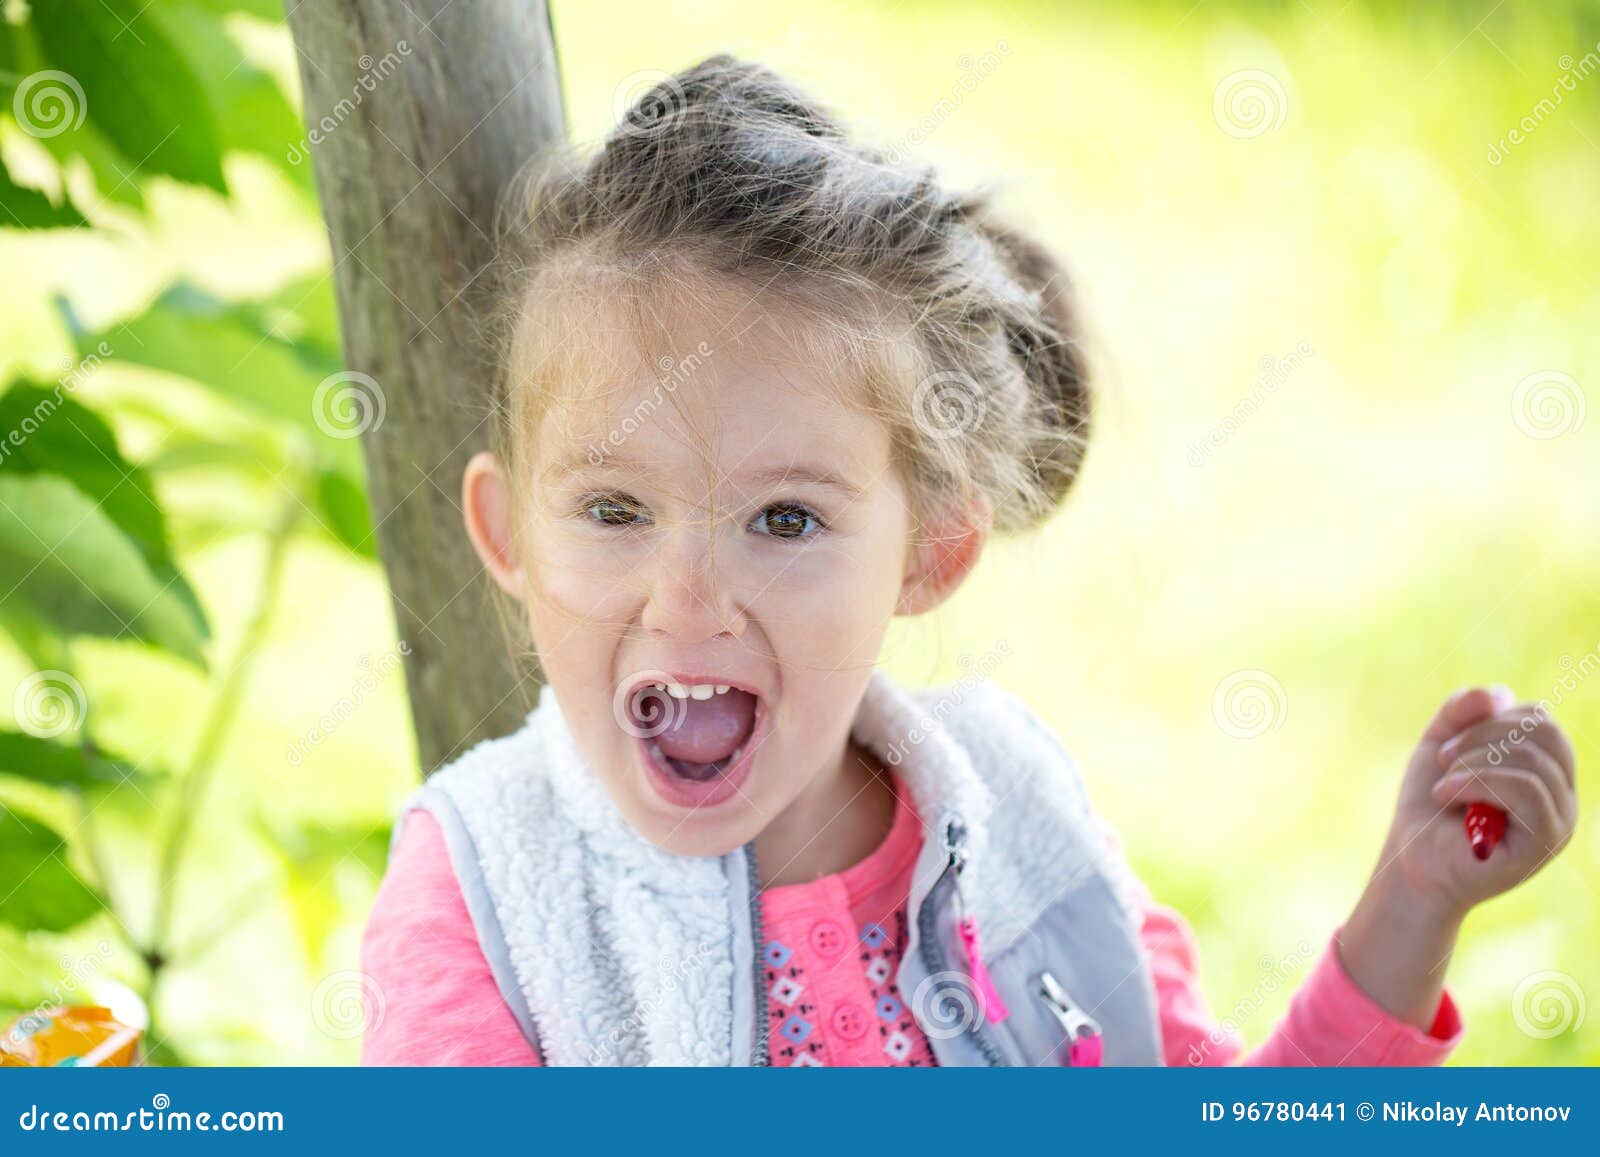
[751,502,822,540]
[583,495,645,527]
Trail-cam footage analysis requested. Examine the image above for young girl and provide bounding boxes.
[360,55,1579,1066]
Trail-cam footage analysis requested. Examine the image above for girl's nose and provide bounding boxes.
[638,531,747,643]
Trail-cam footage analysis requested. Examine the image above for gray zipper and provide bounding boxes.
[916,815,1009,1066]
[745,840,769,1067]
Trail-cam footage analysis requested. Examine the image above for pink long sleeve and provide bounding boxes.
[1095,817,1463,1067]
[360,809,541,1065]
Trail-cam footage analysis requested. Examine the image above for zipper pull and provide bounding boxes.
[1039,970,1103,1066]
[942,818,1010,1024]
[957,914,1011,1023]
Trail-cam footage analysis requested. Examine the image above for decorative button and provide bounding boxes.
[832,1002,867,1040]
[875,994,903,1021]
[809,919,846,956]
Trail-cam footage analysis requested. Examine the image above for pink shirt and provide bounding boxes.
[361,777,1463,1066]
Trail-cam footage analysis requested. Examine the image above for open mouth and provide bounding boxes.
[624,677,763,806]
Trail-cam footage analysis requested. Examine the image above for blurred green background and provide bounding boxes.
[0,0,1594,1064]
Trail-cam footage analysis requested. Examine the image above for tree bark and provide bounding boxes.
[283,0,564,771]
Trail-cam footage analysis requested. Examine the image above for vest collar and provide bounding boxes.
[525,668,996,899]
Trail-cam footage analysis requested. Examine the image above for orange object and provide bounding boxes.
[0,1006,141,1067]
[1464,802,1506,861]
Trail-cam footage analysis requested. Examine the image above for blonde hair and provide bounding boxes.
[476,53,1093,551]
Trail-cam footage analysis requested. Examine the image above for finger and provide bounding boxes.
[1432,764,1566,846]
[1437,701,1576,786]
[1420,686,1503,747]
[1440,741,1577,830]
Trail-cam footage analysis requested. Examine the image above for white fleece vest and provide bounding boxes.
[398,668,1164,1066]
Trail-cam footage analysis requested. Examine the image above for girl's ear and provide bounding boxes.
[896,498,992,616]
[462,450,524,598]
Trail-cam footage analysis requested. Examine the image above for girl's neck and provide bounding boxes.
[751,740,898,890]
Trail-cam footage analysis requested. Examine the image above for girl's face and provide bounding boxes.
[471,299,947,858]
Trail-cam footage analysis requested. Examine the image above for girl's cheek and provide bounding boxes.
[528,538,649,623]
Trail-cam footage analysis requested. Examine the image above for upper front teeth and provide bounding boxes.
[653,682,733,699]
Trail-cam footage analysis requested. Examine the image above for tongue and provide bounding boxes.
[654,689,756,764]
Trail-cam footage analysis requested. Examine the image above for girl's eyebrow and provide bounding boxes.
[544,455,862,498]
[737,464,863,498]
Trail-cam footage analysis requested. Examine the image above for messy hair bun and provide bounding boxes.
[483,52,1092,533]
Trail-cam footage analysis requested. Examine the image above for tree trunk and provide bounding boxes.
[283,0,565,771]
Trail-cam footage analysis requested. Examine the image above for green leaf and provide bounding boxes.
[0,808,104,932]
[0,474,208,666]
[152,3,315,195]
[30,0,228,194]
[0,162,89,229]
[257,817,391,964]
[180,0,286,20]
[58,283,364,488]
[0,382,208,635]
[313,468,375,559]
[0,731,154,790]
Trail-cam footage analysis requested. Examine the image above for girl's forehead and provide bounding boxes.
[527,277,894,476]
[535,347,889,483]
